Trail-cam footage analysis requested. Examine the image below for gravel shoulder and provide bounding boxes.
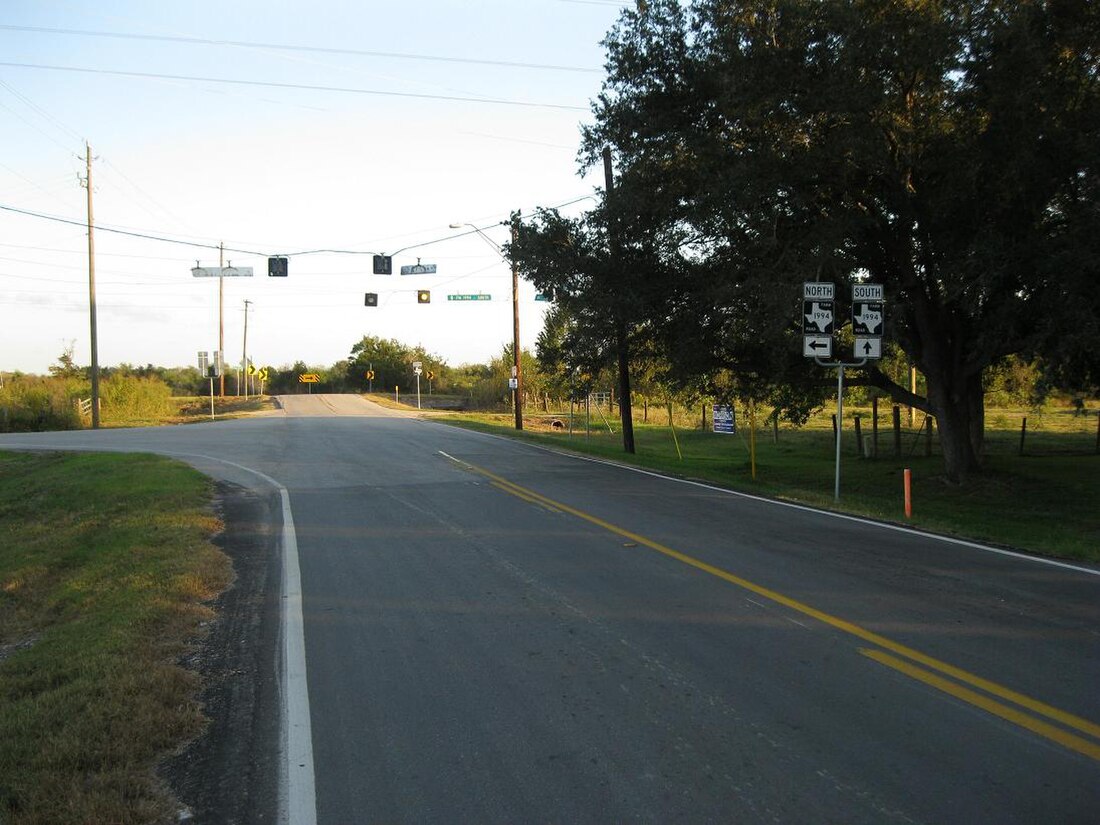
[161,482,282,825]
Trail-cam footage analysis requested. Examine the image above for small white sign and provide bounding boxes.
[855,336,883,359]
[400,263,437,275]
[508,378,518,389]
[803,282,835,300]
[191,266,254,278]
[804,335,832,358]
[852,283,884,301]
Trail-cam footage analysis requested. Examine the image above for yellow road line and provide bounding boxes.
[491,480,560,513]
[445,454,1100,756]
[861,649,1100,762]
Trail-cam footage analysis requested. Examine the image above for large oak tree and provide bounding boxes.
[581,0,1100,481]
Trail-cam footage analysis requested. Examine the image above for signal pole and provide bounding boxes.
[83,142,101,429]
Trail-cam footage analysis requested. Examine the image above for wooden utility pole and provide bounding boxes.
[511,213,523,431]
[84,142,101,429]
[242,299,252,400]
[603,145,636,454]
[219,242,226,397]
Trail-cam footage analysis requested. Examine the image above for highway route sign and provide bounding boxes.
[852,302,884,336]
[803,300,834,334]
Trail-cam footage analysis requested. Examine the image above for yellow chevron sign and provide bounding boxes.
[298,373,320,383]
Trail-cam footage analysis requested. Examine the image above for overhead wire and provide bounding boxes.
[0,62,589,112]
[0,25,602,75]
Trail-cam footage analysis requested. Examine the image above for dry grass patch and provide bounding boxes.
[0,450,232,824]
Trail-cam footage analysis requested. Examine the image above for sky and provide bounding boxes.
[0,0,632,375]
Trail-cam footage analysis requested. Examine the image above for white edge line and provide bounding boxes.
[429,422,1100,579]
[0,445,318,825]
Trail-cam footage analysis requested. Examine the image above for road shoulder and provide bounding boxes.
[161,481,282,824]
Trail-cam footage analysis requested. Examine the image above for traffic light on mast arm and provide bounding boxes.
[417,290,431,304]
[364,293,378,307]
[268,256,288,276]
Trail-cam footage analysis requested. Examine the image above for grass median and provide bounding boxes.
[438,406,1100,563]
[0,450,231,825]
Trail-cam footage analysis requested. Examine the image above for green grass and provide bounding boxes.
[439,406,1100,563]
[0,451,231,825]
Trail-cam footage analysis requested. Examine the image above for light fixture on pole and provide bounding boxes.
[449,218,523,430]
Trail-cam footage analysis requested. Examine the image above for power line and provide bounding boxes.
[0,193,599,259]
[0,62,589,112]
[0,24,601,75]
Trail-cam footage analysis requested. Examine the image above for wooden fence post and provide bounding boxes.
[893,405,902,457]
[854,414,864,457]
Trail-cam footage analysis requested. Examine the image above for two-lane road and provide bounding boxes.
[3,394,1098,823]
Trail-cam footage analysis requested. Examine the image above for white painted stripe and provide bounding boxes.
[277,485,318,825]
[432,424,1100,579]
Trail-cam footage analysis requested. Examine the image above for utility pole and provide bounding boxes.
[218,242,226,397]
[604,145,636,454]
[83,142,101,429]
[242,299,252,400]
[511,212,523,431]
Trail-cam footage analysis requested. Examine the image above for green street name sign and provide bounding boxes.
[447,293,491,301]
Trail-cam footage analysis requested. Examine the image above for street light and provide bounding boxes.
[450,219,524,431]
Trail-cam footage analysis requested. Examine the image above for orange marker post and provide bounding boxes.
[903,468,912,518]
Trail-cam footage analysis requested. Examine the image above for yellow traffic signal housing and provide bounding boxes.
[417,290,431,304]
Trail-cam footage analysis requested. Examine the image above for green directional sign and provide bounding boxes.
[447,293,491,302]
[535,293,551,302]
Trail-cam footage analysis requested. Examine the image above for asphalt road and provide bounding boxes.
[3,394,1098,823]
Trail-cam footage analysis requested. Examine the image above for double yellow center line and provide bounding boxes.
[441,452,1100,762]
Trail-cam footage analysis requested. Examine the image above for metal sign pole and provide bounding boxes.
[835,363,844,501]
[816,357,866,502]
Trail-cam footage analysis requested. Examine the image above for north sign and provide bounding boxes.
[803,282,835,301]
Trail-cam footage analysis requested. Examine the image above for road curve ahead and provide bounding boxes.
[1,394,1097,823]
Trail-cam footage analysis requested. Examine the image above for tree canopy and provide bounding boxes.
[569,0,1099,480]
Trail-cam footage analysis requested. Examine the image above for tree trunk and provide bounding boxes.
[616,316,636,454]
[924,370,984,483]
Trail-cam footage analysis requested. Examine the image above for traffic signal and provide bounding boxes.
[417,290,431,304]
[364,293,378,307]
[268,256,288,277]
[372,255,392,275]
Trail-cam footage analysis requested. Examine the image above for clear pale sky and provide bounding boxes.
[1,0,630,374]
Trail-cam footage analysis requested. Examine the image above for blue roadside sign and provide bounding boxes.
[713,404,734,434]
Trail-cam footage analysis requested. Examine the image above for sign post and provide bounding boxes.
[413,362,423,409]
[801,283,886,501]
